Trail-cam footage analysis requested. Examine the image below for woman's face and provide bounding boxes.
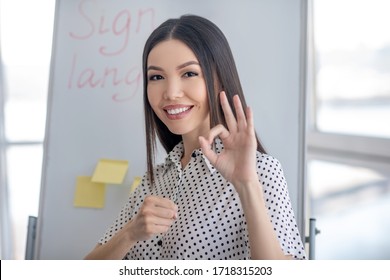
[147,39,210,138]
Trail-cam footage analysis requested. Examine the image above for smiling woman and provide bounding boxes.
[84,14,306,260]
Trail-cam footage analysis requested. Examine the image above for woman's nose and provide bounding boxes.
[163,78,183,100]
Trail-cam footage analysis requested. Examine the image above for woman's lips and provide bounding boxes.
[163,105,193,120]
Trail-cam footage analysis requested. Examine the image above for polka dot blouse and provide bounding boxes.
[99,139,306,260]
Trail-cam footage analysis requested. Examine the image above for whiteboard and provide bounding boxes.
[36,0,306,259]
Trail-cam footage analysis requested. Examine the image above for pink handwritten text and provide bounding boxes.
[65,1,156,101]
[68,53,142,102]
[69,0,155,56]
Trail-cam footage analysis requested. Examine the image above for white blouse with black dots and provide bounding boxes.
[99,139,306,260]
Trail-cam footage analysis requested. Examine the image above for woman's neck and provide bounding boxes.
[180,125,210,168]
[181,135,199,168]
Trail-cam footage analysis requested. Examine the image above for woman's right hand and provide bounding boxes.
[84,195,177,259]
[125,195,178,242]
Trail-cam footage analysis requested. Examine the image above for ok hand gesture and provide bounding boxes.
[199,91,259,192]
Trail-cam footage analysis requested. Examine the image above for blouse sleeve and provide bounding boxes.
[98,174,147,245]
[257,153,307,260]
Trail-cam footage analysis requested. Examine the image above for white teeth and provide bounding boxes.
[166,107,191,115]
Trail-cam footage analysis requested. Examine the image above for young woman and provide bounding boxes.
[85,15,306,260]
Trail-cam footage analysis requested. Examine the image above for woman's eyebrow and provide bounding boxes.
[147,65,163,71]
[147,61,199,72]
[176,61,199,70]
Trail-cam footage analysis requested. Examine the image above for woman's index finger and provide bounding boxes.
[220,91,237,133]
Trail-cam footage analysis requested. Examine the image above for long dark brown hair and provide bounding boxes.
[143,14,266,184]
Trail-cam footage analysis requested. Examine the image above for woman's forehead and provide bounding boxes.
[147,39,199,68]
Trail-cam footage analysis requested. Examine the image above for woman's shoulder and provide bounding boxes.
[255,151,284,170]
[255,152,288,187]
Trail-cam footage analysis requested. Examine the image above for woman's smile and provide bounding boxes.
[163,104,193,120]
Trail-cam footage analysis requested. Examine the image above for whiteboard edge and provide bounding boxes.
[34,0,61,260]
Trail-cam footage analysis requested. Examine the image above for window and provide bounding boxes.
[307,0,390,259]
[0,0,55,259]
[313,0,390,139]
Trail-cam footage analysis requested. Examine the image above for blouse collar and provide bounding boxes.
[164,138,224,175]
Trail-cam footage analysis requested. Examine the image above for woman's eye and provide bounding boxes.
[183,71,198,78]
[149,75,163,81]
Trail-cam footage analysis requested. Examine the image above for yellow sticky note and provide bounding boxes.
[91,159,129,184]
[74,176,105,209]
[129,176,142,193]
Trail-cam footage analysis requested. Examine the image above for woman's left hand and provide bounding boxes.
[199,91,258,191]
